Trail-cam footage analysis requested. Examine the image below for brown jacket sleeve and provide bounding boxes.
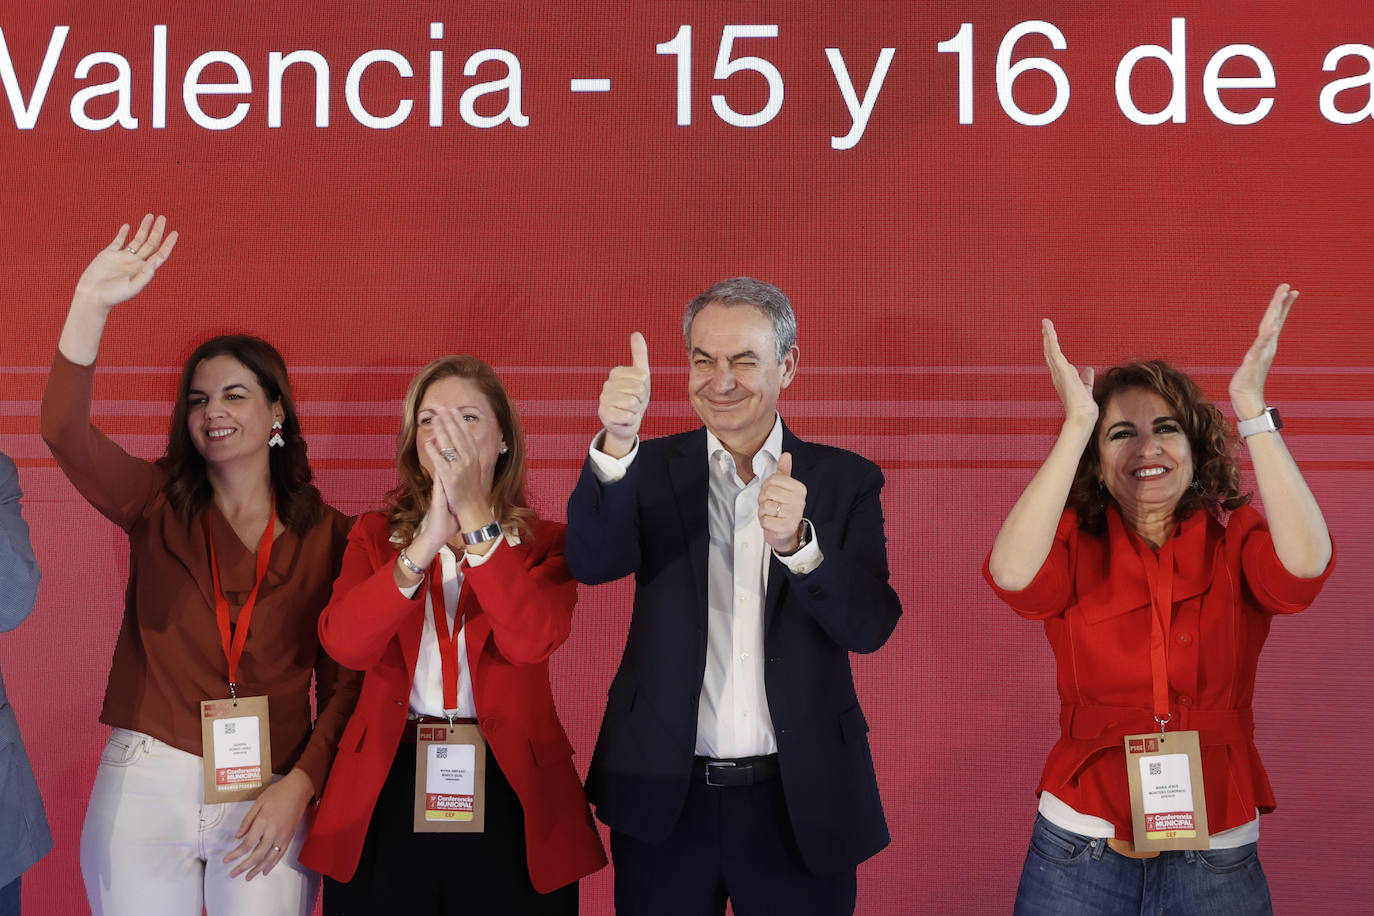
[292,509,364,794]
[40,351,163,530]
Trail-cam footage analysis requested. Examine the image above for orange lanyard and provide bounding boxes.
[1132,535,1176,735]
[428,560,464,719]
[203,498,276,699]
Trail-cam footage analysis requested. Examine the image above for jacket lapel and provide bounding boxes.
[1079,505,1219,625]
[165,503,298,615]
[398,558,430,682]
[668,429,711,620]
[458,578,490,686]
[162,508,217,613]
[764,423,813,632]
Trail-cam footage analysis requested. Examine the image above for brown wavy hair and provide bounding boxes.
[160,335,324,533]
[387,355,536,547]
[1066,359,1248,534]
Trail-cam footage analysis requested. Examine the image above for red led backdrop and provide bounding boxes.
[0,2,1369,912]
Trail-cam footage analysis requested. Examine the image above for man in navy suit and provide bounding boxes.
[0,450,50,916]
[565,278,901,916]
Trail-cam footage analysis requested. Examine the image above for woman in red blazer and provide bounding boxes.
[300,355,605,915]
[985,285,1333,916]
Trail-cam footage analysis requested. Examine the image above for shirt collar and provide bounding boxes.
[705,414,784,480]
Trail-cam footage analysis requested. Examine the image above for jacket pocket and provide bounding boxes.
[531,730,575,767]
[99,729,146,767]
[839,704,869,744]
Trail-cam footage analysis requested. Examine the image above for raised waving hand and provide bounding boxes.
[60,214,179,365]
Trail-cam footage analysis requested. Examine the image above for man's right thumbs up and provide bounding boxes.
[598,332,652,458]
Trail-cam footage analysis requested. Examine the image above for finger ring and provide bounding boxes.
[272,845,283,853]
[440,447,457,463]
[126,245,139,253]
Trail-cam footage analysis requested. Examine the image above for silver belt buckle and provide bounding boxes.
[705,760,736,787]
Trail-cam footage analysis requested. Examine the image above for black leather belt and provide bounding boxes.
[697,754,780,787]
[401,715,478,744]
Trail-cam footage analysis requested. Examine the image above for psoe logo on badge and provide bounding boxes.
[1128,739,1146,754]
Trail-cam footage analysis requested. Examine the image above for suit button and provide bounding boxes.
[1179,695,1192,707]
[807,586,823,598]
[1176,632,1192,645]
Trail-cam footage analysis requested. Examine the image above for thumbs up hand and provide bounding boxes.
[599,332,651,458]
[759,451,808,554]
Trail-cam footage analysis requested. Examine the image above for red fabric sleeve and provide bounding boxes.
[317,513,424,672]
[1230,504,1335,615]
[462,521,577,666]
[983,508,1078,619]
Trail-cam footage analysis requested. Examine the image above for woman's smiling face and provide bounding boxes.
[1097,386,1195,527]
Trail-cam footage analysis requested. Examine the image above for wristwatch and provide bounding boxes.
[777,519,814,557]
[1237,407,1283,438]
[461,520,503,546]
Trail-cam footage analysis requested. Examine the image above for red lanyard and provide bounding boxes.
[1132,534,1176,734]
[428,557,464,718]
[203,497,276,698]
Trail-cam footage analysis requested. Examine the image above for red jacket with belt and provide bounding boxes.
[984,504,1333,840]
[299,512,606,891]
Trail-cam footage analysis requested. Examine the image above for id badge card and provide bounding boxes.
[199,695,273,802]
[1124,729,1209,851]
[413,722,486,833]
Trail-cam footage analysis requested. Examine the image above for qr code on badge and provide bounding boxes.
[435,746,448,759]
[1149,761,1162,776]
[223,722,236,735]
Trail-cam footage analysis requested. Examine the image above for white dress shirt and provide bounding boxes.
[588,416,823,759]
[397,534,510,718]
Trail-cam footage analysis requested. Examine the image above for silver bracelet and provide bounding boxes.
[398,548,428,576]
[461,521,503,546]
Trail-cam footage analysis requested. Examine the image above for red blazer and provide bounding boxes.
[985,504,1333,840]
[299,513,606,891]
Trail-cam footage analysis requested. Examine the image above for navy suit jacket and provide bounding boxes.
[0,452,51,888]
[565,424,901,875]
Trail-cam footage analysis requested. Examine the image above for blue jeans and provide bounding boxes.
[1013,814,1272,916]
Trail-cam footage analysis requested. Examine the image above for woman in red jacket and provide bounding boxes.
[985,285,1333,915]
[300,355,605,914]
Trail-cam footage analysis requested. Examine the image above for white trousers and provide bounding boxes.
[80,728,318,916]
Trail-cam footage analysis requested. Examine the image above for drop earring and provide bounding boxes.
[269,421,285,448]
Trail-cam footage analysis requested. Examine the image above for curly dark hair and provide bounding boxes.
[1066,360,1248,534]
[160,335,324,534]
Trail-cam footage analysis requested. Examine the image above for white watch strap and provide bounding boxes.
[1237,407,1279,438]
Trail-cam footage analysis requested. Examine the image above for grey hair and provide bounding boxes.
[682,277,798,363]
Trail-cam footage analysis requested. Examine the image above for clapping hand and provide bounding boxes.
[1041,319,1097,428]
[1230,284,1298,420]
